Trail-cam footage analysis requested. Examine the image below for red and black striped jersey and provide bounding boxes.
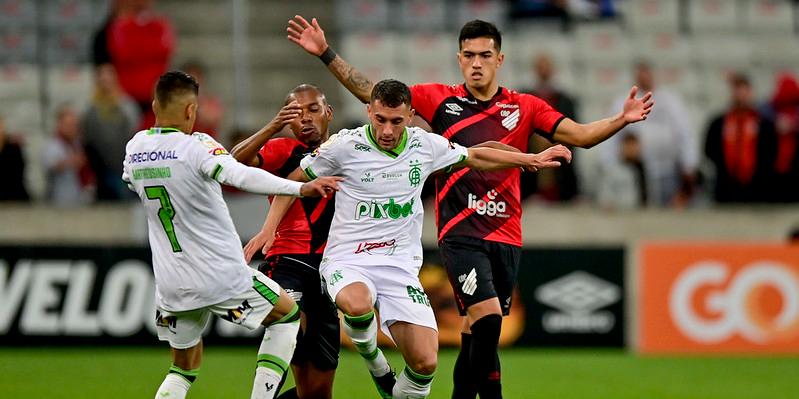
[411,83,565,246]
[257,137,335,257]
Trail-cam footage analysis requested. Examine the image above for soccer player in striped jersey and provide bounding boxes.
[231,84,339,399]
[122,71,340,399]
[287,17,653,399]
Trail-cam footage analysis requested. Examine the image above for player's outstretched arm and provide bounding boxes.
[463,145,572,172]
[287,15,374,103]
[209,157,340,197]
[243,168,309,262]
[552,86,654,148]
[230,101,302,166]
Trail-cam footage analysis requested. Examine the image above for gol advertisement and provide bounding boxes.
[638,243,799,354]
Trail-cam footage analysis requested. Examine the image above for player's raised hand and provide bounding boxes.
[300,176,343,198]
[525,144,572,172]
[265,101,302,132]
[287,15,329,56]
[243,230,275,262]
[622,86,654,124]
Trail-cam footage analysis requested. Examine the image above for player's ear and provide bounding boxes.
[186,102,198,121]
[326,104,334,121]
[497,52,504,68]
[408,107,416,120]
[151,99,157,114]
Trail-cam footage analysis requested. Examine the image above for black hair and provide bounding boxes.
[155,71,199,107]
[370,79,411,108]
[459,20,502,51]
[284,83,327,106]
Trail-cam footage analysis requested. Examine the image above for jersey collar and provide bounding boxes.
[462,84,505,108]
[147,127,182,135]
[365,124,408,158]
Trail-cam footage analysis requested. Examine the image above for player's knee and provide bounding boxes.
[335,293,372,316]
[298,382,333,399]
[408,352,437,376]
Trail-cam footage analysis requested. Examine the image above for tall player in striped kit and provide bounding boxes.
[287,16,654,399]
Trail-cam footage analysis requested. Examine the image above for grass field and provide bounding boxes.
[1,347,797,399]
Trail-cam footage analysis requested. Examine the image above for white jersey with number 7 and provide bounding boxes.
[123,127,303,312]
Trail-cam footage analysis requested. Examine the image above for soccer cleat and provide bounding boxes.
[369,369,396,399]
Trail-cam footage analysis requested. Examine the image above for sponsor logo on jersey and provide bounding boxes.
[354,143,371,152]
[381,171,404,181]
[361,172,374,183]
[132,167,171,180]
[128,150,178,164]
[456,96,478,105]
[445,103,463,116]
[501,109,520,131]
[209,147,228,156]
[355,198,414,220]
[409,138,422,149]
[467,190,508,217]
[408,160,422,187]
[535,271,621,333]
[495,102,520,109]
[407,285,431,306]
[354,239,397,255]
[459,268,478,296]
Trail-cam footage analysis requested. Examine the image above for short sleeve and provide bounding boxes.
[523,94,566,141]
[190,133,237,180]
[299,133,343,179]
[411,83,447,124]
[257,138,296,174]
[426,132,469,172]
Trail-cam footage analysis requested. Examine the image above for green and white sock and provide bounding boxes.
[251,305,300,399]
[343,310,391,376]
[155,365,198,399]
[393,366,434,399]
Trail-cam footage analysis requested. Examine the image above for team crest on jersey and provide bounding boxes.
[445,103,463,116]
[501,109,520,131]
[408,160,422,187]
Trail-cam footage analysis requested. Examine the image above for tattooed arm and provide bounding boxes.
[287,15,374,103]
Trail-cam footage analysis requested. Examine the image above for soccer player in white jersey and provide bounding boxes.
[122,71,341,399]
[266,79,570,399]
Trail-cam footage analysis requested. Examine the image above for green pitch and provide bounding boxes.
[0,347,797,399]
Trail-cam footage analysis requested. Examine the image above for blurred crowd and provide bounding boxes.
[1,0,798,209]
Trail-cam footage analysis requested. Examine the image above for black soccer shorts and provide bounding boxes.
[259,254,340,370]
[439,236,521,316]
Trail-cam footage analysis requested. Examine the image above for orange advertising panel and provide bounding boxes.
[638,243,799,354]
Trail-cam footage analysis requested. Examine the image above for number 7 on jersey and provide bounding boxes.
[145,185,182,252]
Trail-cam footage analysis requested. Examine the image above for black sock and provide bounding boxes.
[452,332,477,399]
[470,314,502,399]
[276,386,299,399]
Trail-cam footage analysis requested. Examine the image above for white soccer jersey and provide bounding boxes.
[123,127,302,312]
[300,125,468,271]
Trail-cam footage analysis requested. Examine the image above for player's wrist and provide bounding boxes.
[319,46,336,65]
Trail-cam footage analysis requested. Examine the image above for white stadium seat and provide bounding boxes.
[742,0,795,33]
[46,65,92,110]
[625,0,681,32]
[632,31,693,67]
[0,64,38,102]
[399,0,447,32]
[0,28,37,63]
[687,0,738,33]
[335,0,390,31]
[574,24,632,65]
[750,34,799,69]
[44,0,95,29]
[0,0,37,28]
[692,34,752,69]
[452,0,509,30]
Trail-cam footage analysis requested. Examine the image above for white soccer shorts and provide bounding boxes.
[155,268,282,349]
[320,263,438,338]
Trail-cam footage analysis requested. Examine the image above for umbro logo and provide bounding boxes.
[459,268,478,296]
[445,103,463,116]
